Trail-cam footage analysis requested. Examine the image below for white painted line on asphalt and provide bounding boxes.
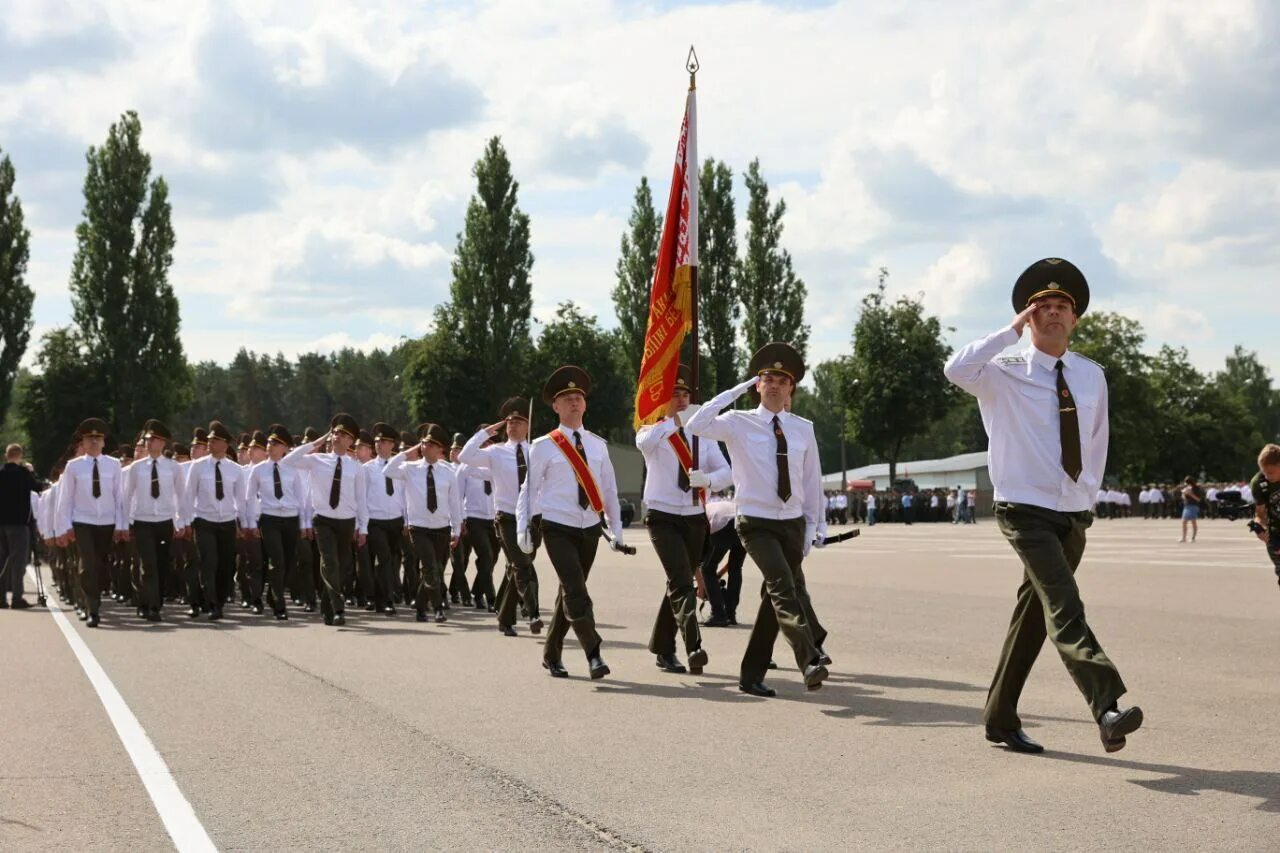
[28,567,217,853]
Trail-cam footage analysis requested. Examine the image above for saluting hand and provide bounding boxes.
[1011,301,1040,336]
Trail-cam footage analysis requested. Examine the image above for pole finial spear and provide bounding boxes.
[686,45,699,90]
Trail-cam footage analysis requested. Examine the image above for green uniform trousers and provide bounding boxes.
[985,502,1126,728]
[258,514,299,613]
[495,512,541,626]
[463,517,498,605]
[313,515,356,618]
[400,529,418,605]
[72,523,115,615]
[646,510,705,657]
[541,520,602,663]
[365,517,404,610]
[130,520,174,612]
[409,526,450,613]
[193,518,236,609]
[737,515,821,683]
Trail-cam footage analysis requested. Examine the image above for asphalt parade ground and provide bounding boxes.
[2,517,1277,851]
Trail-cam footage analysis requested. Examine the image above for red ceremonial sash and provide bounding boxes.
[666,428,705,505]
[548,430,605,513]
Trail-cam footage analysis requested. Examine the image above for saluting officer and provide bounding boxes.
[243,425,305,620]
[944,257,1142,754]
[517,366,625,680]
[121,419,187,622]
[363,422,406,616]
[384,423,461,623]
[54,418,127,628]
[635,363,731,675]
[180,421,245,621]
[283,414,368,626]
[454,433,499,612]
[686,343,831,696]
[459,397,543,637]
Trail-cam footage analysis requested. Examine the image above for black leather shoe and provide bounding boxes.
[144,609,161,622]
[187,606,200,618]
[766,660,778,670]
[209,607,224,621]
[738,681,776,697]
[701,616,729,628]
[76,608,87,620]
[984,726,1044,754]
[500,624,517,637]
[473,597,486,610]
[323,613,334,626]
[588,652,610,680]
[1098,706,1143,753]
[655,653,687,674]
[363,602,376,612]
[726,613,738,625]
[543,659,569,678]
[816,646,833,666]
[383,606,396,616]
[274,610,289,621]
[333,613,345,627]
[461,597,473,608]
[86,612,100,628]
[12,597,32,609]
[0,599,8,609]
[529,617,543,635]
[303,603,316,613]
[251,603,264,615]
[416,610,428,622]
[434,610,447,623]
[687,648,708,675]
[803,662,829,691]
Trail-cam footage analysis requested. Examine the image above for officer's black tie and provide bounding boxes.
[273,462,284,500]
[573,431,589,509]
[484,480,492,496]
[1055,360,1083,481]
[676,426,690,494]
[516,444,527,490]
[384,461,394,496]
[773,415,791,502]
[329,458,342,509]
[214,460,223,501]
[150,459,160,499]
[427,464,438,513]
[92,457,101,499]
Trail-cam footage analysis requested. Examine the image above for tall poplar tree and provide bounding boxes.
[697,158,740,389]
[611,176,662,380]
[0,148,33,428]
[737,158,809,359]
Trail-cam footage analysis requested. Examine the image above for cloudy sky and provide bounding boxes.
[3,0,1277,377]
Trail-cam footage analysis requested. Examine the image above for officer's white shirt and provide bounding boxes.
[122,454,186,525]
[457,463,496,520]
[457,430,530,516]
[1108,489,1125,504]
[1096,490,1110,505]
[866,494,877,510]
[282,444,368,533]
[635,416,732,516]
[38,481,58,537]
[685,377,826,543]
[55,453,126,535]
[182,455,245,526]
[516,425,623,538]
[834,494,848,509]
[362,455,406,522]
[243,458,306,528]
[384,453,461,535]
[945,325,1108,513]
[1207,487,1219,501]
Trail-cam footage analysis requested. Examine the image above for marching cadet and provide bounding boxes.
[291,426,322,612]
[447,434,475,607]
[453,433,500,611]
[363,422,406,616]
[459,398,543,636]
[237,430,270,613]
[243,425,305,619]
[516,366,625,680]
[120,419,186,622]
[114,440,142,604]
[353,430,378,608]
[686,344,831,696]
[398,430,420,606]
[178,428,208,611]
[635,363,731,674]
[944,257,1142,754]
[181,421,245,621]
[384,423,461,623]
[53,418,127,628]
[283,414,368,627]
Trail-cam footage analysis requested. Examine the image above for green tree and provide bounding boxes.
[0,149,34,427]
[790,356,870,475]
[611,176,662,381]
[842,279,952,484]
[1147,345,1255,481]
[737,158,809,359]
[1215,346,1279,444]
[1070,311,1158,482]
[21,329,111,472]
[69,111,189,433]
[698,158,740,391]
[529,302,630,439]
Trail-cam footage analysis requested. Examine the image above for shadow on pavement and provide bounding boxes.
[1041,752,1280,812]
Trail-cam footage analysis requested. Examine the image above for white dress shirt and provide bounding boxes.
[37,482,58,538]
[457,463,496,520]
[685,378,826,544]
[516,425,622,539]
[122,454,186,525]
[636,417,732,516]
[457,430,530,516]
[362,456,406,522]
[55,453,126,535]
[384,453,461,535]
[282,444,368,534]
[944,324,1108,513]
[243,459,306,529]
[182,455,245,526]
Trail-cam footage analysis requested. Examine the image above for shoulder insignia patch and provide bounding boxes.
[995,356,1027,366]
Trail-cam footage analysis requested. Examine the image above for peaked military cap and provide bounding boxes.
[237,432,251,451]
[399,430,415,450]
[330,413,359,440]
[134,431,146,446]
[267,424,293,447]
[207,421,235,445]
[77,417,109,439]
[302,427,320,443]
[117,443,134,459]
[142,419,172,441]
[355,429,374,449]
[192,426,209,447]
[674,363,693,393]
[372,422,399,444]
[417,423,450,449]
[1011,257,1089,316]
[173,442,191,457]
[249,430,269,450]
[498,396,530,421]
[451,432,466,449]
[542,365,592,405]
[749,342,806,385]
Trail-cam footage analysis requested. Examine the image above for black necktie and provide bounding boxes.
[773,415,791,502]
[516,443,527,490]
[383,460,394,496]
[1055,360,1083,481]
[150,459,160,499]
[573,431,589,509]
[427,464,437,513]
[273,462,283,500]
[92,458,101,498]
[691,434,701,506]
[676,426,691,493]
[329,458,342,509]
[215,460,224,501]
[484,480,491,496]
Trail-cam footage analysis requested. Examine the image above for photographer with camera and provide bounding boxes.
[1247,444,1280,588]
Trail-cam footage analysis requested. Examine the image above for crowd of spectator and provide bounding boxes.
[825,486,980,526]
[1094,480,1258,520]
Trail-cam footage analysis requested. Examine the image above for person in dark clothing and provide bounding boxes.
[1,444,45,608]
